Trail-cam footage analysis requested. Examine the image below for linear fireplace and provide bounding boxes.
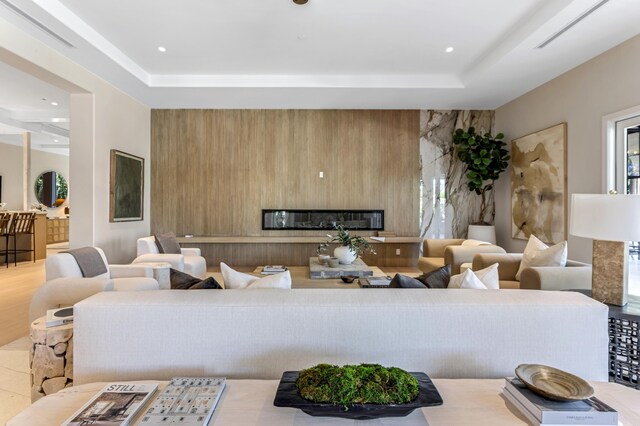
[262,209,384,231]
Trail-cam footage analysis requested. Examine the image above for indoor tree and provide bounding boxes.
[453,127,510,224]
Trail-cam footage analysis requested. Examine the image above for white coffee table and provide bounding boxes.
[9,379,639,425]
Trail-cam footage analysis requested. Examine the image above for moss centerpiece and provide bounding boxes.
[295,363,420,406]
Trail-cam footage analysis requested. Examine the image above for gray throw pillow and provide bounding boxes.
[170,269,221,290]
[389,274,426,288]
[416,265,451,288]
[154,232,181,254]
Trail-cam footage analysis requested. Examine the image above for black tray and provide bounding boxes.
[273,371,443,420]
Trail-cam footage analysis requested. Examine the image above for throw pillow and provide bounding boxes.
[220,263,292,289]
[416,264,451,288]
[189,277,223,290]
[457,269,488,289]
[154,232,182,254]
[170,269,222,290]
[449,263,499,289]
[515,235,568,281]
[389,274,427,288]
[461,239,492,246]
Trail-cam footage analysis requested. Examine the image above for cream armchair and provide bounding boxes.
[133,236,207,279]
[29,248,159,322]
[472,253,592,290]
[418,239,506,275]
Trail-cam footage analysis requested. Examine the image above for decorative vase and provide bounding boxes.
[334,246,357,265]
[467,224,496,245]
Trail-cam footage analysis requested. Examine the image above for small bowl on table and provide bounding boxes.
[341,275,358,284]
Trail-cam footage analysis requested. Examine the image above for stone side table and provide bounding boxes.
[29,317,73,402]
[135,261,172,289]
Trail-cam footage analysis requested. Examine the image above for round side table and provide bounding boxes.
[30,317,73,402]
[136,262,172,289]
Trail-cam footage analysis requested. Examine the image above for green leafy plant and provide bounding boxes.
[328,224,376,256]
[296,363,419,407]
[453,127,510,224]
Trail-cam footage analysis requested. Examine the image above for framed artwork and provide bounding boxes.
[511,123,567,244]
[109,150,144,222]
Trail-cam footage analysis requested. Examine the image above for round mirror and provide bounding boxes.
[34,171,68,208]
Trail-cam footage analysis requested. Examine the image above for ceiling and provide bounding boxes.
[0,0,639,109]
[0,61,69,155]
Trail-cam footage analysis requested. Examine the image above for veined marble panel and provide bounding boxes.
[419,110,495,241]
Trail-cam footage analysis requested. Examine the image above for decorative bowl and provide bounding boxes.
[340,275,357,283]
[515,364,594,401]
[273,371,443,420]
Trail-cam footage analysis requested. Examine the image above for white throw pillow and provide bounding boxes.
[448,263,499,289]
[461,239,492,247]
[449,269,488,289]
[220,263,292,289]
[515,235,568,281]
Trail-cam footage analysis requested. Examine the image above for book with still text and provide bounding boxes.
[45,307,74,328]
[504,378,617,425]
[63,382,159,426]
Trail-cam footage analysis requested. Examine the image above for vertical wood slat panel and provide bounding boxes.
[151,110,420,239]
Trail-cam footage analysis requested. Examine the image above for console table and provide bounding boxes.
[8,379,639,425]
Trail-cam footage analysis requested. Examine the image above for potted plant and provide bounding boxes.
[453,127,510,241]
[327,225,376,265]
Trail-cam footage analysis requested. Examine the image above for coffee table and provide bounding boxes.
[252,266,388,288]
[9,379,640,425]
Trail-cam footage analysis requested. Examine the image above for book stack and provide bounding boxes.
[46,307,74,328]
[63,382,159,426]
[358,277,392,288]
[503,377,618,426]
[261,265,288,275]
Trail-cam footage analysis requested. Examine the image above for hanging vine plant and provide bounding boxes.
[453,127,510,224]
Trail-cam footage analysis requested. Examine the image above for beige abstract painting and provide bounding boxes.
[511,123,567,244]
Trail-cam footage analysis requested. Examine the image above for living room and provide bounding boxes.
[1,0,640,424]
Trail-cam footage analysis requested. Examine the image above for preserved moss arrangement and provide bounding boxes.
[295,363,420,406]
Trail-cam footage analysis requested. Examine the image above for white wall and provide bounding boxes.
[0,18,150,263]
[0,142,69,217]
[495,34,640,263]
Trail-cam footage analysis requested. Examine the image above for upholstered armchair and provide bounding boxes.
[472,253,592,290]
[29,247,159,322]
[418,239,506,275]
[133,236,207,279]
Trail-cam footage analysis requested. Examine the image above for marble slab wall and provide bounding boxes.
[420,110,495,240]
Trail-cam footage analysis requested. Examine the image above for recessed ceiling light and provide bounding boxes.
[445,47,454,53]
[53,139,59,142]
[293,0,308,4]
[158,46,167,52]
[50,101,58,106]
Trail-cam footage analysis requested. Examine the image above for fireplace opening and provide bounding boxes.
[262,209,384,231]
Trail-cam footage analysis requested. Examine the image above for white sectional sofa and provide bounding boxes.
[73,289,608,385]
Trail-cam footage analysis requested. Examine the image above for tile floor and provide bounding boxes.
[0,337,31,424]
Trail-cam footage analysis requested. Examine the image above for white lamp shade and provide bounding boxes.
[570,194,640,242]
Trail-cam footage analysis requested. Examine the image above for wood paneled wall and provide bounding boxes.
[151,110,420,241]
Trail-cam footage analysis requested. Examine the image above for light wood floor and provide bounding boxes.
[0,259,46,346]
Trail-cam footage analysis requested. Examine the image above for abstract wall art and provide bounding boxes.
[110,150,144,222]
[511,123,567,244]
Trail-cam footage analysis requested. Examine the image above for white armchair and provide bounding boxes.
[29,248,159,322]
[133,236,207,279]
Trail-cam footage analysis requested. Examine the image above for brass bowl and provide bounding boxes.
[515,364,594,401]
[340,275,357,283]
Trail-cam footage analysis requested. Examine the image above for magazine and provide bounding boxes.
[46,306,74,328]
[63,382,158,426]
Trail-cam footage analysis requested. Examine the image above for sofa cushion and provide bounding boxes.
[154,232,181,254]
[416,264,451,288]
[515,235,567,281]
[450,263,499,289]
[189,277,223,290]
[500,280,521,289]
[221,263,291,289]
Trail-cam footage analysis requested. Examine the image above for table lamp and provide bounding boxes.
[570,193,640,306]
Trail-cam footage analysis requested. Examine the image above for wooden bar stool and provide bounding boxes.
[0,212,11,268]
[9,212,36,266]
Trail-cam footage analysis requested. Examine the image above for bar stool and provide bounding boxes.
[9,212,36,266]
[0,212,11,268]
